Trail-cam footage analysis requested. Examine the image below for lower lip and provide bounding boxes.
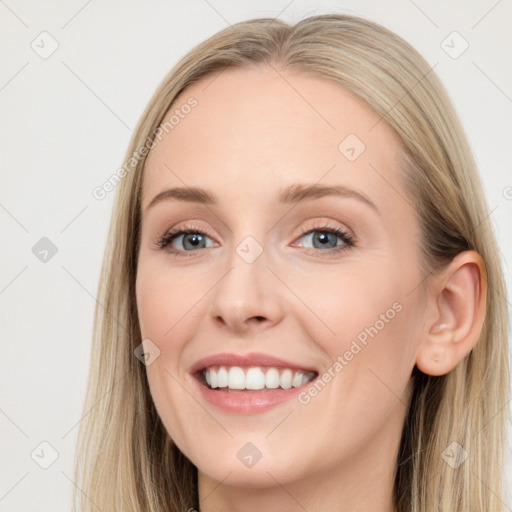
[192,374,315,414]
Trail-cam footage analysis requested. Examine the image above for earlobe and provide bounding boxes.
[415,250,487,377]
[417,326,455,376]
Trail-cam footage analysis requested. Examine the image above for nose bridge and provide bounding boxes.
[208,230,283,331]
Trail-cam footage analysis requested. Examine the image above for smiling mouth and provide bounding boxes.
[197,365,318,392]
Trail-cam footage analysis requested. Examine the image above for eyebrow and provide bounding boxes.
[144,183,379,213]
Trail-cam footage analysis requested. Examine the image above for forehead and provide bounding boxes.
[141,65,406,211]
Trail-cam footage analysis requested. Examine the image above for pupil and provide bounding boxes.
[185,233,203,248]
[315,232,335,248]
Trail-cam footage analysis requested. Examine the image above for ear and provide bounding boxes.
[415,250,487,376]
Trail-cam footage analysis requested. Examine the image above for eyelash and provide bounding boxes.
[155,221,355,258]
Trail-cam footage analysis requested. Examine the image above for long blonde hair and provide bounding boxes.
[72,14,510,511]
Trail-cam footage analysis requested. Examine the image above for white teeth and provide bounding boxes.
[280,369,292,389]
[203,366,316,391]
[265,368,280,389]
[227,367,245,389]
[210,368,218,389]
[245,367,266,390]
[292,371,303,388]
[217,366,228,388]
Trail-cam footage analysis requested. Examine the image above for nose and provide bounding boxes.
[208,242,285,335]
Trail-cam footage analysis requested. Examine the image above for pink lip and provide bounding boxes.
[189,352,318,374]
[189,352,319,415]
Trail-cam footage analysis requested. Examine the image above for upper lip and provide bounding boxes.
[190,352,319,375]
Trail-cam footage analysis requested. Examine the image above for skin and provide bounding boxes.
[135,64,486,511]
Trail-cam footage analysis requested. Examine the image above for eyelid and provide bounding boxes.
[155,218,356,256]
[155,221,218,248]
[290,221,355,256]
[293,218,355,242]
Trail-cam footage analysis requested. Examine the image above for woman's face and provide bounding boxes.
[136,65,426,490]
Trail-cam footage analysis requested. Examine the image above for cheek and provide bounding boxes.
[135,261,195,445]
[289,280,417,469]
[136,258,197,344]
[305,266,403,346]
[136,266,170,342]
[305,263,419,406]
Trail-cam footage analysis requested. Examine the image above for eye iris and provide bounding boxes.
[183,233,204,250]
[313,231,337,249]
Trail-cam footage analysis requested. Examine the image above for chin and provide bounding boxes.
[186,439,305,488]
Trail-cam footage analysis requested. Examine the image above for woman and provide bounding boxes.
[73,13,510,511]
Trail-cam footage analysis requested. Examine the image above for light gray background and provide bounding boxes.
[1,1,511,510]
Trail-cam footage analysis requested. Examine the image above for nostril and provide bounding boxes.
[246,315,266,325]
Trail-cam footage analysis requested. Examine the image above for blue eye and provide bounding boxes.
[297,226,354,252]
[156,229,216,254]
[156,224,355,257]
